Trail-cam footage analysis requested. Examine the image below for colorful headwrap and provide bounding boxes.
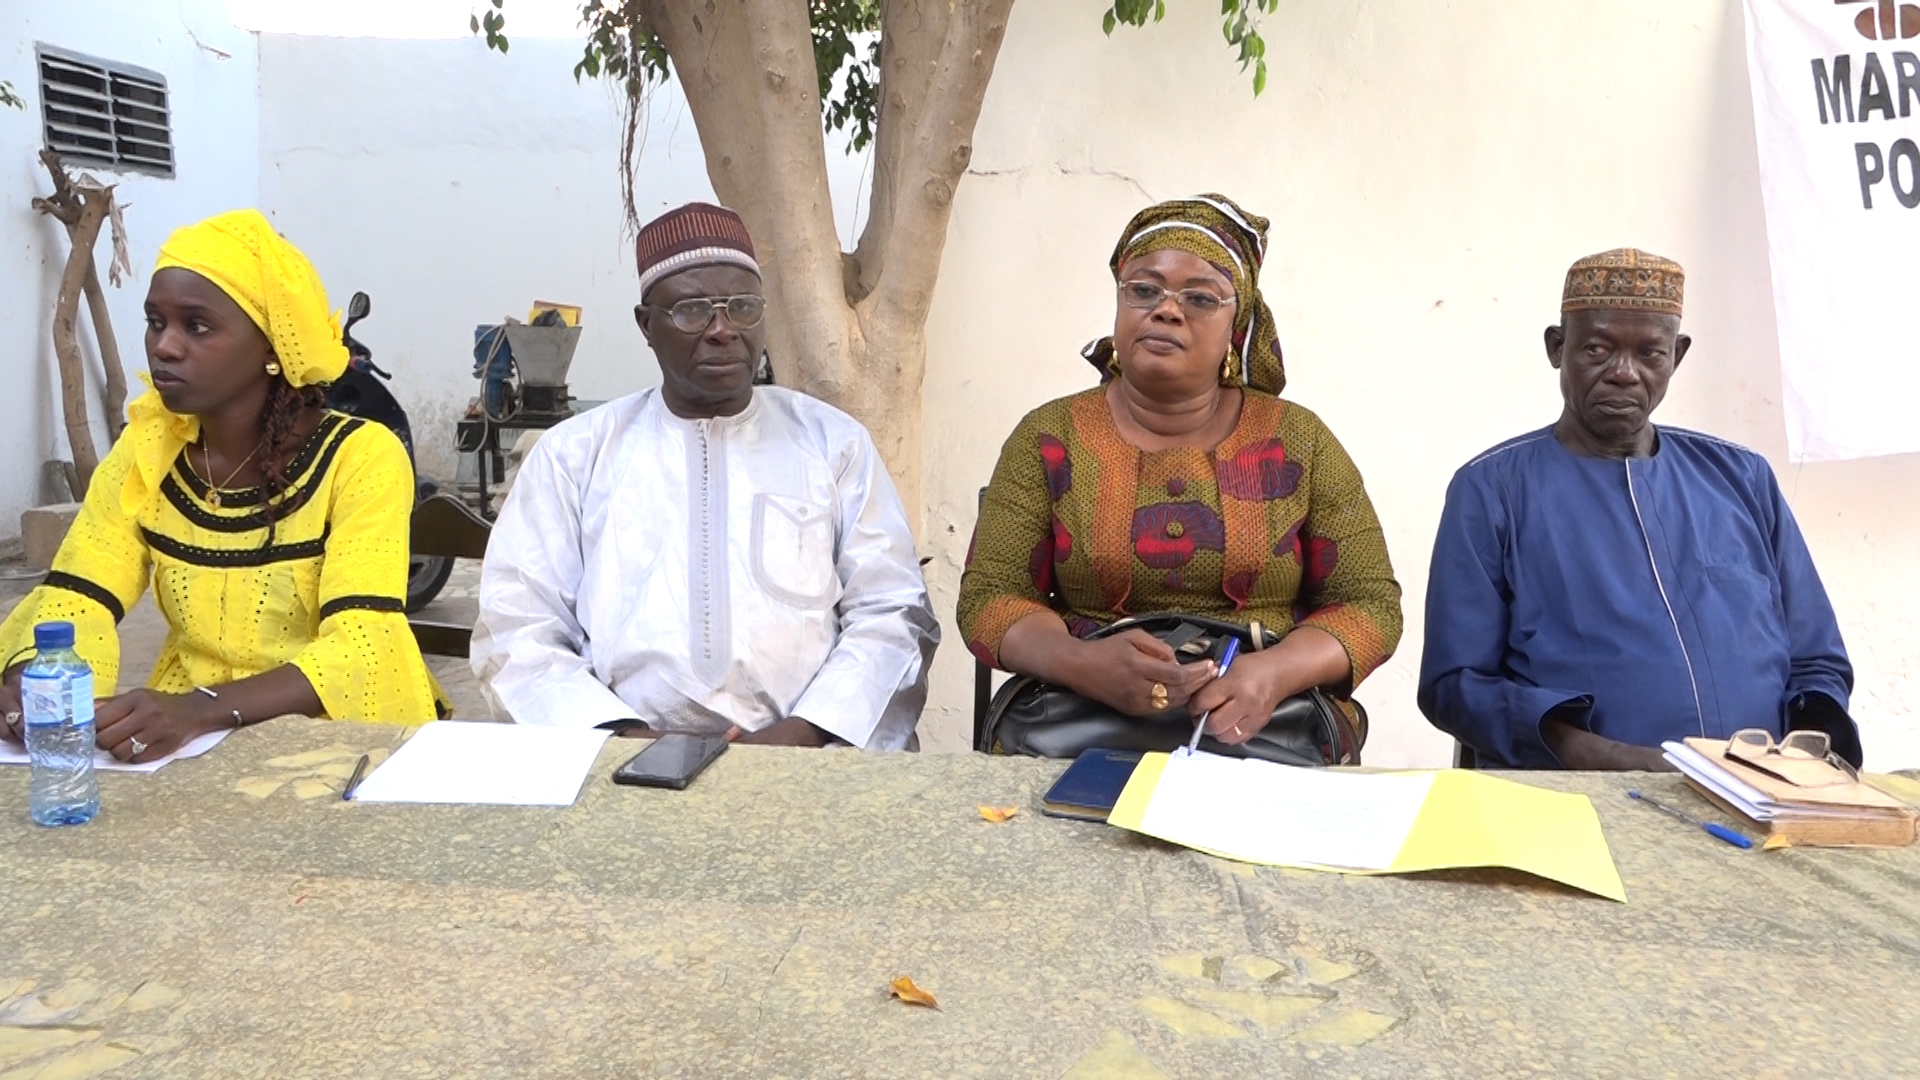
[119,209,347,516]
[1562,248,1685,317]
[1081,193,1286,395]
[634,202,761,301]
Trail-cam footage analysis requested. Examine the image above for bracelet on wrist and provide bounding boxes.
[194,685,253,729]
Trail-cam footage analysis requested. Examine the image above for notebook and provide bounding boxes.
[1041,748,1144,821]
[1663,738,1918,847]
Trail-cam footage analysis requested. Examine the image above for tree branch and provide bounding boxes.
[854,0,1012,329]
[845,0,931,304]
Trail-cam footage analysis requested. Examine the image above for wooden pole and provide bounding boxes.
[31,150,129,493]
[81,266,127,441]
[46,196,108,494]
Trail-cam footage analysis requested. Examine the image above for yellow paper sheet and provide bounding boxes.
[1109,754,1625,902]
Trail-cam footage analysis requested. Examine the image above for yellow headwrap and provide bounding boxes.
[120,210,347,516]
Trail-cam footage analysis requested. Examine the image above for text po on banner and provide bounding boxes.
[1743,0,1920,461]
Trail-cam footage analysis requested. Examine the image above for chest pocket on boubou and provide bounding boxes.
[750,493,839,610]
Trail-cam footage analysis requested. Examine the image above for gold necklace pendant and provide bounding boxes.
[199,440,263,511]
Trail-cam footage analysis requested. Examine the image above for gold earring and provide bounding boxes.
[265,361,282,376]
[1221,355,1233,381]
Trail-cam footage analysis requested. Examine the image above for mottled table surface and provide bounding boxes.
[2,720,1917,1079]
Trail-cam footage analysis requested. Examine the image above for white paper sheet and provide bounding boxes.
[348,721,611,806]
[1138,751,1434,870]
[0,728,231,773]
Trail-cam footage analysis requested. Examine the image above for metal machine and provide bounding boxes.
[457,319,586,518]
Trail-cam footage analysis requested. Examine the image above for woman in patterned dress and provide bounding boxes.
[956,195,1402,752]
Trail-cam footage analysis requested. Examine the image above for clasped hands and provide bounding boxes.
[1071,629,1291,747]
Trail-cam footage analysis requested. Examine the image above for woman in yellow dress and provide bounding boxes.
[0,209,441,763]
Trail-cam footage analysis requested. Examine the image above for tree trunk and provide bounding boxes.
[633,0,1015,529]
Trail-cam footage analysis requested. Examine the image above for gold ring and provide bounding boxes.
[1150,683,1169,711]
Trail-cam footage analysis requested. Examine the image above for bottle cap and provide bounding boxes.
[32,621,75,651]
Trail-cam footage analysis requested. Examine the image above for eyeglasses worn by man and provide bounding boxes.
[470,202,939,749]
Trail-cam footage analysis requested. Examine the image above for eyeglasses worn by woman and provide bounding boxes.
[957,193,1403,757]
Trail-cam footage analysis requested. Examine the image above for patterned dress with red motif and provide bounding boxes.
[958,387,1402,741]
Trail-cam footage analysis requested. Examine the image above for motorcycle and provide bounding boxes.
[326,292,456,612]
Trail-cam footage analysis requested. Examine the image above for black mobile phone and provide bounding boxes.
[611,733,730,790]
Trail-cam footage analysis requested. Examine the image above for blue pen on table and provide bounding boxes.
[341,753,370,802]
[1627,790,1753,849]
[1184,638,1242,755]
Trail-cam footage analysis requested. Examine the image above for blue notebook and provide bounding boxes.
[1041,749,1145,821]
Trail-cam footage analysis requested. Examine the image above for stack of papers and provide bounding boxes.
[1108,751,1626,901]
[1663,739,1918,847]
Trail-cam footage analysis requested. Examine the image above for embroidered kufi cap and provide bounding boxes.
[1561,248,1685,317]
[634,202,760,301]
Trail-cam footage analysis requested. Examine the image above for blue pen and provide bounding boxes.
[1184,638,1242,754]
[1627,790,1753,849]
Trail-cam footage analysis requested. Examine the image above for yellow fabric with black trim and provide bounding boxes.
[0,413,443,723]
[121,209,350,519]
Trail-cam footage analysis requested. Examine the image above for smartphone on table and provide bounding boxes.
[612,732,731,790]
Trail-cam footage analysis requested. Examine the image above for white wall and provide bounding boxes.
[0,0,258,527]
[257,33,874,482]
[247,4,1920,768]
[918,0,1920,768]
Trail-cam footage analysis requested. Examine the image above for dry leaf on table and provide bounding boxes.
[1762,834,1794,851]
[890,975,941,1010]
[977,805,1018,823]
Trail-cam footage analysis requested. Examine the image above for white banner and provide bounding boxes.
[1743,0,1920,461]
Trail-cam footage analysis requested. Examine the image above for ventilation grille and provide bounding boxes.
[38,46,174,177]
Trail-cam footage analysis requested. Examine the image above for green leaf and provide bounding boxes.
[1102,9,1116,35]
[1252,59,1266,95]
[470,13,480,33]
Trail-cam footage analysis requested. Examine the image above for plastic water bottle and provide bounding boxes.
[23,621,98,826]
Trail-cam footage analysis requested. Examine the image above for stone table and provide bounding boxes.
[1,719,1916,1079]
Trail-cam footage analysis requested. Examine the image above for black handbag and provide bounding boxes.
[977,613,1362,766]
